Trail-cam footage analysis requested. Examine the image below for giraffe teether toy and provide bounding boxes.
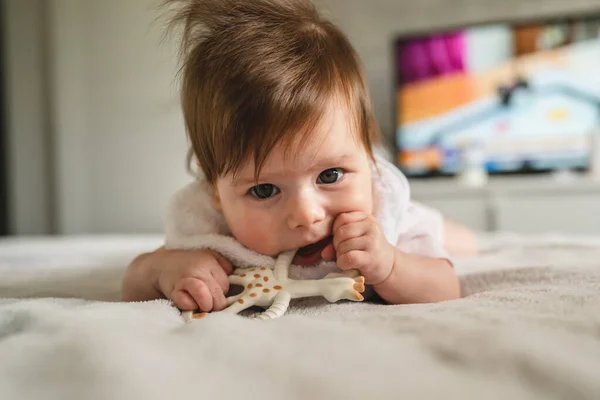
[181,249,365,321]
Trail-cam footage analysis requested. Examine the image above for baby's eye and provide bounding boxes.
[317,168,344,184]
[249,184,280,199]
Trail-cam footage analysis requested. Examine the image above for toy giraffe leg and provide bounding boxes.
[253,291,291,320]
[225,293,244,306]
[220,292,262,314]
[180,293,252,322]
[181,310,195,322]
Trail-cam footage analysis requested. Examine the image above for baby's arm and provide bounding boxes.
[121,246,233,310]
[121,180,233,311]
[443,219,479,257]
[372,248,459,304]
[373,203,460,304]
[329,210,460,305]
[121,249,163,302]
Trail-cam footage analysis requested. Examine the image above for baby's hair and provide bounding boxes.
[162,0,381,184]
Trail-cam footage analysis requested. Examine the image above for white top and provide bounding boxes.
[164,151,449,280]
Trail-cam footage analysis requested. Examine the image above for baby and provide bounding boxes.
[121,0,477,312]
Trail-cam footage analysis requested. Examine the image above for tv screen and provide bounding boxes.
[395,16,600,177]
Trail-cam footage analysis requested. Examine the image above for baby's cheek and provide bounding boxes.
[229,213,280,256]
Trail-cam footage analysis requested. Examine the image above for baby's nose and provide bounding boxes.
[287,194,326,229]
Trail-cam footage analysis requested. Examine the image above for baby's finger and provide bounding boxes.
[333,211,368,234]
[321,243,336,261]
[204,275,228,311]
[336,237,367,258]
[337,250,369,271]
[172,290,198,311]
[211,265,230,294]
[212,251,233,275]
[182,278,213,311]
[333,221,369,250]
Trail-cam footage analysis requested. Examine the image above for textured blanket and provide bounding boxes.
[0,233,599,400]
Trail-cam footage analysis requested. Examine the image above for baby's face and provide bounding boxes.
[214,105,374,266]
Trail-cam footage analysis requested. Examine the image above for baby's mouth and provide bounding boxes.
[293,236,333,266]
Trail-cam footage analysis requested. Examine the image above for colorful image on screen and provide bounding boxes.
[395,17,600,176]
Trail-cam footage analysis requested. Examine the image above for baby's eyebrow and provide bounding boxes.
[234,172,287,185]
[311,154,351,169]
[232,154,352,186]
[232,176,260,186]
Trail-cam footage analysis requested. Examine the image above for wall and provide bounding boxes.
[47,0,190,234]
[5,0,600,234]
[2,0,52,234]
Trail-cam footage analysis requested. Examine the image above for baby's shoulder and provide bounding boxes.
[370,151,412,242]
[164,179,230,239]
[371,151,411,208]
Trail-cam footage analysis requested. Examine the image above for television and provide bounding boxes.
[394,15,600,177]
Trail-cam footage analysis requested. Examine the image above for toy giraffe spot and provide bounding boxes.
[264,276,269,282]
[248,284,253,289]
[256,283,263,288]
[274,285,282,290]
[263,288,270,293]
[250,293,257,298]
[238,299,244,304]
[260,267,267,271]
[240,274,246,277]
[254,274,260,278]
[192,312,207,319]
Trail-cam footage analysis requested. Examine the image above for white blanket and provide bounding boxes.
[1,233,600,400]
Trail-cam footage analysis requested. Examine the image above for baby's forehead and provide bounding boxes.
[266,149,354,171]
[227,102,366,184]
[239,143,362,185]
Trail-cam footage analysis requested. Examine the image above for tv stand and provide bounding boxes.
[410,173,600,234]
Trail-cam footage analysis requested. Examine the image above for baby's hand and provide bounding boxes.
[156,249,233,312]
[330,212,395,285]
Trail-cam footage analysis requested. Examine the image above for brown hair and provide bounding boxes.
[162,0,381,184]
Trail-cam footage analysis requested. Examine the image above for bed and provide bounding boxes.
[1,232,599,400]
